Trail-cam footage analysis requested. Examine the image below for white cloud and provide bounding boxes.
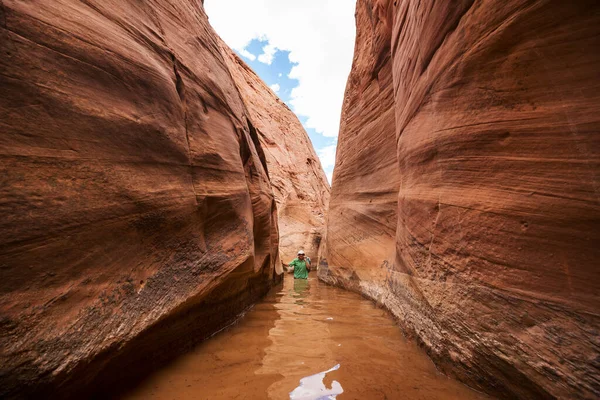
[269,83,281,94]
[317,145,337,184]
[238,48,256,61]
[325,170,333,185]
[205,0,356,140]
[258,43,277,65]
[317,145,337,170]
[278,73,282,78]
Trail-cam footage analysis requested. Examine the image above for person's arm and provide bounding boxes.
[305,257,311,272]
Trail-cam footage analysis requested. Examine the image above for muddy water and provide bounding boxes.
[121,275,489,400]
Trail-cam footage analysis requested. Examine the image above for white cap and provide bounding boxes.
[297,250,305,255]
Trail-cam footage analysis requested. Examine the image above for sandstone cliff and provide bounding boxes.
[220,45,330,265]
[0,1,282,398]
[320,0,399,294]
[320,1,600,399]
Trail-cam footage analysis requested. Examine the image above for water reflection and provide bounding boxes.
[289,364,343,400]
[256,277,340,398]
[292,278,309,304]
[122,275,490,400]
[293,278,309,294]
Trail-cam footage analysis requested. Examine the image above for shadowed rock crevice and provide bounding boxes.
[246,116,270,178]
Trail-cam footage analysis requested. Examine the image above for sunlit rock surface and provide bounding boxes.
[319,0,399,296]
[0,0,282,398]
[220,45,330,264]
[320,1,600,398]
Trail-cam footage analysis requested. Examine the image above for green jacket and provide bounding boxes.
[289,257,310,279]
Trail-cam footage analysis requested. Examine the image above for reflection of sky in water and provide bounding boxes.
[289,364,343,400]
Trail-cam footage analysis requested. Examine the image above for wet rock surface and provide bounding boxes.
[0,0,286,398]
[320,0,600,399]
[219,45,330,265]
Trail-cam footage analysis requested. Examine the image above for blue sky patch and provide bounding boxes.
[235,38,336,183]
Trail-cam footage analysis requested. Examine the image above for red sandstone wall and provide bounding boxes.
[319,0,399,291]
[220,46,330,265]
[0,0,281,397]
[320,1,600,398]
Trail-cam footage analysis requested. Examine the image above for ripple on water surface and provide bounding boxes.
[121,275,489,400]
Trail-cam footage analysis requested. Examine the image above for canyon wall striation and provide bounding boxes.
[0,0,323,397]
[220,45,330,265]
[319,0,399,298]
[320,0,600,399]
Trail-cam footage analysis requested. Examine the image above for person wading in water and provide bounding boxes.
[288,250,311,279]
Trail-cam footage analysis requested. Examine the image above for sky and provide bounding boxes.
[204,1,356,184]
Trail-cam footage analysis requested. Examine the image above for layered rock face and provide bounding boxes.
[220,46,330,264]
[320,1,600,399]
[0,0,283,398]
[319,0,399,295]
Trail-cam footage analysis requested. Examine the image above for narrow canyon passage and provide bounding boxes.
[121,274,488,400]
[1,0,598,398]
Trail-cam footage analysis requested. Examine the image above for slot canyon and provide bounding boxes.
[0,0,598,399]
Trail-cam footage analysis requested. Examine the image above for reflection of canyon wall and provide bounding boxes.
[320,1,600,399]
[221,46,330,264]
[0,1,284,398]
